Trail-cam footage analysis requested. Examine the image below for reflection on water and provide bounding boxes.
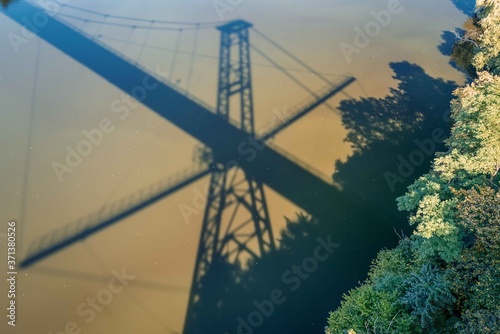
[0,0,469,333]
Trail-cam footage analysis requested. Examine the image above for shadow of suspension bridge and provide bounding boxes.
[2,2,400,333]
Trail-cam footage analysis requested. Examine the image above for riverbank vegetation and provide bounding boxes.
[326,1,500,333]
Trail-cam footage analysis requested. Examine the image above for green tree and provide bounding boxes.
[326,2,500,333]
[474,0,500,74]
[400,264,455,329]
[326,284,418,334]
[448,186,500,331]
[396,71,500,261]
[455,309,500,333]
[326,241,420,334]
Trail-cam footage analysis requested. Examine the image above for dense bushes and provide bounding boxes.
[326,242,420,334]
[326,1,500,332]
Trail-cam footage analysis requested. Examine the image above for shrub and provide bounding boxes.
[400,264,455,329]
[327,284,419,334]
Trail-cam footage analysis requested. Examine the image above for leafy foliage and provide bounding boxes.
[326,284,419,334]
[474,0,500,73]
[454,186,500,250]
[369,239,418,295]
[400,264,455,329]
[326,2,500,333]
[396,70,500,261]
[326,240,422,334]
[437,72,500,182]
[448,186,500,331]
[454,309,500,333]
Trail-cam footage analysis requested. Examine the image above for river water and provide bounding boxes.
[0,0,472,333]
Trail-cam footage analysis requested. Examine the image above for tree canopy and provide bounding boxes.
[326,1,500,332]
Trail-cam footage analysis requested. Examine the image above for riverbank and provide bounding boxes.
[325,1,500,333]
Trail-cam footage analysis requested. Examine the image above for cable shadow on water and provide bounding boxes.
[31,266,190,293]
[187,61,457,334]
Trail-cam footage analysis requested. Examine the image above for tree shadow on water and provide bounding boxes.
[333,61,456,214]
[438,29,467,75]
[437,15,480,79]
[450,0,476,16]
[187,61,457,334]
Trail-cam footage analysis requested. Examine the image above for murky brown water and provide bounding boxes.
[1,0,469,333]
